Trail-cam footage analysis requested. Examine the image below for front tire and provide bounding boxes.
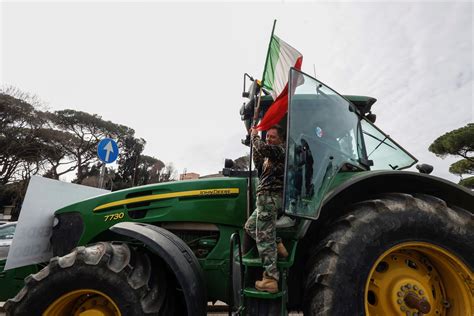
[5,242,171,316]
[303,193,474,316]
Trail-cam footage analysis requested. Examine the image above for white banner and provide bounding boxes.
[5,176,109,270]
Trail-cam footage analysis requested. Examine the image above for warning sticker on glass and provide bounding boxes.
[315,126,324,138]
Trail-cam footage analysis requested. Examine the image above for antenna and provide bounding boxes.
[313,64,317,78]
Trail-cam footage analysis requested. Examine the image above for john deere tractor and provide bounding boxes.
[3,68,473,315]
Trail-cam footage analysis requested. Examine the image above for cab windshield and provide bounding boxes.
[360,119,417,170]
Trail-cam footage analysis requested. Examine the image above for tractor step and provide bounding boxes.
[242,256,292,268]
[235,238,296,315]
[243,287,285,299]
[242,240,297,268]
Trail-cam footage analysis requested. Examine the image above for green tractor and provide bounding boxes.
[3,68,473,315]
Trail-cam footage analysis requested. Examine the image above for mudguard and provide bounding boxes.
[109,222,207,316]
[298,171,474,238]
[323,171,474,213]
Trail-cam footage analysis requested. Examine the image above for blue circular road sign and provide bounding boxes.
[97,138,119,163]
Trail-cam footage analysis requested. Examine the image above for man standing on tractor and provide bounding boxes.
[244,125,289,293]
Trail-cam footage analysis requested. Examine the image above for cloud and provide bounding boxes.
[2,2,471,183]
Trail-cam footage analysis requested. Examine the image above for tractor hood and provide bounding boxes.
[54,177,248,240]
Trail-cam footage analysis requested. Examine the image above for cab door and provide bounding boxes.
[283,69,364,219]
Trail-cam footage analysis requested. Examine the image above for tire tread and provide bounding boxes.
[5,242,165,316]
[303,193,474,315]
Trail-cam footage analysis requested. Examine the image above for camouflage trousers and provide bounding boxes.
[244,192,282,281]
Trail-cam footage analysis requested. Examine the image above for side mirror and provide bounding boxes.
[243,80,259,100]
[242,73,255,98]
[416,164,434,174]
[224,159,235,169]
[366,113,376,123]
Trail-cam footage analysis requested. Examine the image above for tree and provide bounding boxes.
[38,127,81,180]
[429,123,473,161]
[0,93,73,184]
[0,93,39,184]
[80,164,116,190]
[0,181,27,219]
[135,155,165,186]
[114,153,166,190]
[49,109,136,183]
[158,163,177,183]
[1,87,175,206]
[233,155,250,171]
[0,91,84,216]
[449,159,474,176]
[115,136,146,188]
[459,177,474,189]
[429,123,474,188]
[0,86,44,109]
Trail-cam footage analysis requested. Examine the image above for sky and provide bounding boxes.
[1,1,472,183]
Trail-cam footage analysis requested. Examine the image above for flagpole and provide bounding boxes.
[247,20,277,218]
[251,19,277,127]
[243,19,278,254]
[261,19,277,88]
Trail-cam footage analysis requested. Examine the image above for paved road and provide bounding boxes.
[0,301,302,315]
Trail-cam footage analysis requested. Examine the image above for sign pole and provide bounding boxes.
[97,138,119,189]
[98,163,106,189]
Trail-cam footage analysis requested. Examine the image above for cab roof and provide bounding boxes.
[260,94,377,115]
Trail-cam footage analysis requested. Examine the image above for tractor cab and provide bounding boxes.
[284,69,417,220]
[241,68,417,221]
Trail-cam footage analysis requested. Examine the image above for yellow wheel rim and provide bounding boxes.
[365,242,473,316]
[43,289,121,316]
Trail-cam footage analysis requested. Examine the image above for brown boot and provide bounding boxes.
[277,242,288,258]
[255,276,279,293]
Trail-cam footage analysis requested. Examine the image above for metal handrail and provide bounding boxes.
[229,232,244,316]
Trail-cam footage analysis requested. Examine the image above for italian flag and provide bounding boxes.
[256,35,303,131]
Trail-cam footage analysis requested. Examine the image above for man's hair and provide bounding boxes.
[269,125,285,140]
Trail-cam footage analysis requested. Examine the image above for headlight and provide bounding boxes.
[51,212,84,257]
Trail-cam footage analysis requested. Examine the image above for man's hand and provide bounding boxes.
[250,127,259,136]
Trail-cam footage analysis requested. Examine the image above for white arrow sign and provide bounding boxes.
[104,141,114,162]
[97,138,118,164]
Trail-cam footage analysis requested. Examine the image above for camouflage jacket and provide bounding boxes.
[252,134,285,195]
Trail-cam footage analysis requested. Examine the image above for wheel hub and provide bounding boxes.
[404,292,431,314]
[73,293,118,316]
[365,242,473,316]
[44,289,121,316]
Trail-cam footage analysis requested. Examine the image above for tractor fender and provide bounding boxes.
[109,222,207,316]
[299,171,474,238]
[324,171,473,211]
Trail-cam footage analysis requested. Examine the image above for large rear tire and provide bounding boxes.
[303,193,474,316]
[5,242,173,316]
